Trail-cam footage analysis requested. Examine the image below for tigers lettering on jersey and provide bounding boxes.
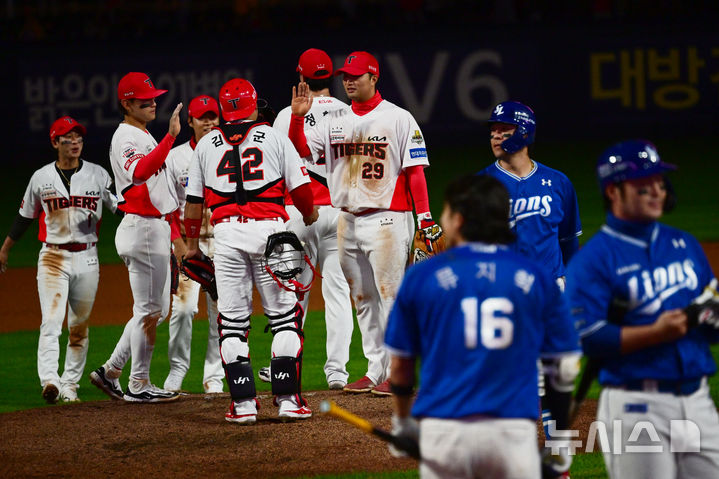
[330,142,388,159]
[43,195,100,212]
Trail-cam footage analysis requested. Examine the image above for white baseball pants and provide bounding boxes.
[599,380,719,478]
[286,204,353,385]
[166,237,223,390]
[108,214,171,381]
[337,210,412,384]
[36,245,99,390]
[419,416,540,478]
[213,219,300,366]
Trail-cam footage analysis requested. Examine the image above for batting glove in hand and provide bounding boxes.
[685,299,719,329]
[389,414,420,459]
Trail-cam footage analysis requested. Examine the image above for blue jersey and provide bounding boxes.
[479,161,582,279]
[566,214,718,385]
[385,243,580,420]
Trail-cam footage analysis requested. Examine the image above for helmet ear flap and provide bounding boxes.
[501,125,528,154]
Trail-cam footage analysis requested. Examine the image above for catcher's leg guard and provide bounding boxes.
[218,313,256,400]
[270,356,299,396]
[265,305,306,405]
[225,358,256,401]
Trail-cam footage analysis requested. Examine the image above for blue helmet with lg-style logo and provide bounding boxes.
[488,101,536,153]
[596,140,677,192]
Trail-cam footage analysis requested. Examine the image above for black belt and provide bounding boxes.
[619,377,703,396]
[45,242,96,252]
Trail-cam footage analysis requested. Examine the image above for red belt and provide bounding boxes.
[45,242,96,252]
[211,216,283,226]
[341,208,381,216]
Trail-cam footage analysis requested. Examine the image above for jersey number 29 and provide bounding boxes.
[461,297,514,349]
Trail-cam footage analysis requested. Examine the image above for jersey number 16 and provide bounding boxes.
[461,297,514,349]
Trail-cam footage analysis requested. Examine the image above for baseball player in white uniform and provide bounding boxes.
[0,116,118,403]
[184,78,318,424]
[163,94,224,394]
[288,51,439,395]
[89,71,183,403]
[270,48,354,390]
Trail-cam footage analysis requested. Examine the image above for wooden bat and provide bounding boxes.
[319,400,420,459]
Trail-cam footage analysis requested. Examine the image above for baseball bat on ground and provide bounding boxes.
[319,400,420,459]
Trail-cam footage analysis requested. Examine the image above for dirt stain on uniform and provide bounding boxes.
[69,321,89,349]
[40,250,65,278]
[142,312,162,345]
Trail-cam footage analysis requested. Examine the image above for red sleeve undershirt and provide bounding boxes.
[132,134,176,183]
[289,183,314,218]
[406,165,430,216]
[288,115,311,158]
[169,209,182,241]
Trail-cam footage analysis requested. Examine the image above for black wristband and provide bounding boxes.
[389,382,414,396]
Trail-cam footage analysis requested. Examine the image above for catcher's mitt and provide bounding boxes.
[410,223,446,264]
[170,253,180,295]
[180,251,218,301]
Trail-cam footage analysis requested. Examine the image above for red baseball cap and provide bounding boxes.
[49,116,87,141]
[297,48,333,79]
[117,72,168,100]
[335,51,379,77]
[188,95,219,118]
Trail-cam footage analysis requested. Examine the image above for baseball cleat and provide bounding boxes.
[59,385,80,403]
[225,399,258,425]
[258,366,271,383]
[371,379,392,396]
[89,367,124,400]
[42,383,59,404]
[328,380,347,390]
[343,376,375,393]
[163,373,184,392]
[276,394,312,421]
[123,381,179,403]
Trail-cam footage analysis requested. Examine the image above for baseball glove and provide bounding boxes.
[180,251,218,301]
[170,252,180,295]
[410,222,446,264]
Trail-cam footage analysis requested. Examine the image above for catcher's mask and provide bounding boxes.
[262,231,319,300]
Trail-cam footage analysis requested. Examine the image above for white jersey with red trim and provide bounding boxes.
[186,121,310,222]
[18,160,117,243]
[303,99,429,213]
[109,122,179,216]
[274,96,350,206]
[166,139,213,236]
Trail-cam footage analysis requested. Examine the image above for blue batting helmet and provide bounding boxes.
[597,140,677,192]
[488,101,536,153]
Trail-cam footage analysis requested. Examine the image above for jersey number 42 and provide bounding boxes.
[216,147,265,183]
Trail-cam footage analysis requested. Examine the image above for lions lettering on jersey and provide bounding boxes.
[508,195,552,228]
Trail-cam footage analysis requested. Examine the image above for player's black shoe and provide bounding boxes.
[89,366,124,400]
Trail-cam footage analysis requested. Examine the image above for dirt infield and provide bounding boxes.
[0,389,598,478]
[1,243,716,477]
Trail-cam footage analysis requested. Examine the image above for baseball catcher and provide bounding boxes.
[410,222,446,264]
[180,251,218,301]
